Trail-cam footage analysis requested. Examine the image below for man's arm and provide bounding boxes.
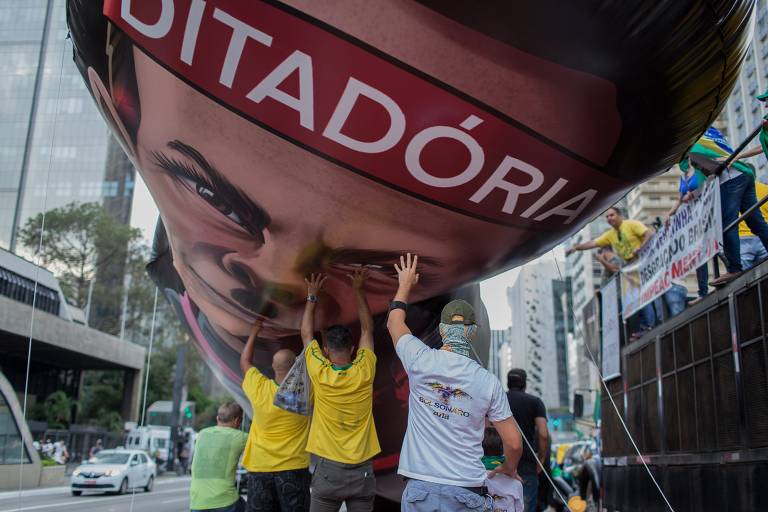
[488,416,523,481]
[387,253,419,347]
[239,319,263,376]
[301,273,327,348]
[349,269,374,352]
[565,240,599,256]
[737,146,763,159]
[633,226,655,256]
[535,416,550,473]
[595,253,619,274]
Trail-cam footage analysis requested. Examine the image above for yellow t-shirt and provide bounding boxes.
[305,340,380,464]
[241,367,310,472]
[739,182,768,237]
[593,220,649,262]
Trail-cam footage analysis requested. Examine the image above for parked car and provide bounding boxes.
[70,449,156,496]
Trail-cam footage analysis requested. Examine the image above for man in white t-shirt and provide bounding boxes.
[386,253,523,511]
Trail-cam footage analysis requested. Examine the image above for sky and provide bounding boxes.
[129,178,566,331]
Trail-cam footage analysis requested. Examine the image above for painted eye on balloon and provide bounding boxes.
[152,147,271,244]
[195,183,245,227]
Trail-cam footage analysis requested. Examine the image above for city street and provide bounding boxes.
[0,476,191,512]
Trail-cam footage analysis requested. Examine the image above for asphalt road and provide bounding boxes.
[0,475,191,512]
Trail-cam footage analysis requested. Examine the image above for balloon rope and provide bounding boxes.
[552,256,677,512]
[129,286,159,512]
[468,344,574,512]
[16,30,68,509]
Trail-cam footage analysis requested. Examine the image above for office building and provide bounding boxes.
[506,260,561,408]
[0,0,135,251]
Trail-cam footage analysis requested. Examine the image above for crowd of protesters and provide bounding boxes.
[189,255,525,512]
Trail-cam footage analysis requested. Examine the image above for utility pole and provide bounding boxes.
[167,339,187,473]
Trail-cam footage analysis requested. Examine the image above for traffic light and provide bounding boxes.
[183,406,192,419]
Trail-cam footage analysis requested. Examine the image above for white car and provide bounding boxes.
[71,449,156,496]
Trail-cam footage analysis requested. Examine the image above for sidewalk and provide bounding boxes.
[0,474,190,500]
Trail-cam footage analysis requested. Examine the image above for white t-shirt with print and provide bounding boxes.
[486,474,524,512]
[395,334,512,487]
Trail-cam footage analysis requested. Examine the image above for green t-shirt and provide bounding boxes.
[190,425,248,510]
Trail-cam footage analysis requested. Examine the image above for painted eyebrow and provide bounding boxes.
[165,139,272,231]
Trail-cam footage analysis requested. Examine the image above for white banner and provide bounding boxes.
[601,275,621,380]
[620,179,722,317]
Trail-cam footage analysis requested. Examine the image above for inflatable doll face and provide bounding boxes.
[129,49,518,337]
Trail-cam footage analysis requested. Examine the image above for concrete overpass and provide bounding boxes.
[0,294,146,421]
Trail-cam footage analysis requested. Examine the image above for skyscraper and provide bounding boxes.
[0,0,135,251]
[552,277,572,408]
[506,260,561,408]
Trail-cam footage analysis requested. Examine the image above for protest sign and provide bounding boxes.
[620,179,722,317]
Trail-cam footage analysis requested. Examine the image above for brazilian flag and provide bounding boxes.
[681,126,754,176]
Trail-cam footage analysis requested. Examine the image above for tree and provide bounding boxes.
[18,202,142,334]
[43,391,79,429]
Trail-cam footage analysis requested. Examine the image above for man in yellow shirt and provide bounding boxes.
[566,206,656,336]
[301,270,379,512]
[566,206,653,262]
[738,179,768,269]
[239,319,310,512]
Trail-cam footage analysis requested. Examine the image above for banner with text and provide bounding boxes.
[620,179,722,317]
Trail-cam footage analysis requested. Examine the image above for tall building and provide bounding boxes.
[719,0,768,176]
[506,260,561,409]
[489,328,511,384]
[552,277,572,408]
[626,168,680,228]
[565,219,606,419]
[0,0,135,251]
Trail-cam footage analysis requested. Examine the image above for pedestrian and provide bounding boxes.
[89,438,103,459]
[42,439,53,457]
[567,206,656,337]
[302,269,380,512]
[387,253,523,511]
[239,317,311,512]
[179,435,191,475]
[505,369,549,512]
[189,402,248,512]
[482,427,524,512]
[52,440,69,465]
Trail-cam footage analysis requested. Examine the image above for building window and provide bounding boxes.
[0,390,30,464]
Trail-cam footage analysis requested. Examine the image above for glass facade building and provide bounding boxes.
[0,0,135,251]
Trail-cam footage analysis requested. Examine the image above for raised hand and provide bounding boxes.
[304,273,328,297]
[347,267,369,291]
[394,253,419,292]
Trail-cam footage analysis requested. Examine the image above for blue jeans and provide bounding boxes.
[637,303,656,331]
[740,235,768,270]
[662,284,688,318]
[720,173,768,273]
[520,468,538,512]
[696,264,709,297]
[401,479,492,511]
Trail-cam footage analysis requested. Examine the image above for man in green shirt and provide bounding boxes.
[190,402,248,512]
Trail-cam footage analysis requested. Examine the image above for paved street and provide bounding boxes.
[0,476,191,512]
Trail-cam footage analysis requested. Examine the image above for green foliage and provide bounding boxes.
[79,371,126,431]
[42,391,79,429]
[17,201,142,335]
[40,458,58,467]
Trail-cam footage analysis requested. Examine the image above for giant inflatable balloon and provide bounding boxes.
[67,0,753,492]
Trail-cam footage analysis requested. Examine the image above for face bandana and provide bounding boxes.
[439,323,477,358]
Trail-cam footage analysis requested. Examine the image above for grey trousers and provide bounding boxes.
[401,479,493,511]
[309,457,375,512]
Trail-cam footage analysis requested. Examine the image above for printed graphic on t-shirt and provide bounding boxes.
[416,381,473,420]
